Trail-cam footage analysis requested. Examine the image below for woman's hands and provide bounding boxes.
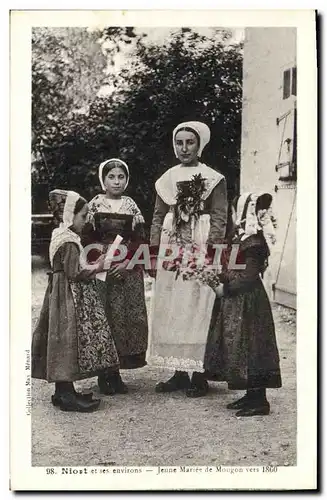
[214,283,224,298]
[106,260,130,281]
[92,251,131,280]
[94,254,106,273]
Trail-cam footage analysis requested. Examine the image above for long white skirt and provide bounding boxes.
[147,268,216,372]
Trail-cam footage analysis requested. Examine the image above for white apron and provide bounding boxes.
[147,163,224,372]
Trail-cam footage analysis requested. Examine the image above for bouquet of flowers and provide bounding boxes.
[178,262,222,291]
[162,244,222,291]
[174,173,207,229]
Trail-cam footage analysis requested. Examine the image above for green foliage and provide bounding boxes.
[32,27,106,141]
[32,27,243,227]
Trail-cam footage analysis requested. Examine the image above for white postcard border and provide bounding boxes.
[10,9,317,491]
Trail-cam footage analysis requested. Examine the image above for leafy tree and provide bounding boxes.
[32,28,243,227]
[31,26,143,210]
[90,29,243,223]
[32,27,107,140]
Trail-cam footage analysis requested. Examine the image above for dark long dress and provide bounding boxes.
[96,270,148,369]
[32,242,119,382]
[204,233,282,389]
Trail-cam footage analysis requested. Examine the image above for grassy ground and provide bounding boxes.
[31,256,296,467]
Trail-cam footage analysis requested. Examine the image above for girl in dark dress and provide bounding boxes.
[32,190,119,412]
[204,192,282,416]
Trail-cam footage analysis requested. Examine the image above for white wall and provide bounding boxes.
[240,28,297,306]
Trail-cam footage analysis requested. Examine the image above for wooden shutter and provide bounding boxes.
[283,69,291,99]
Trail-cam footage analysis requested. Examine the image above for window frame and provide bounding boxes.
[282,65,297,100]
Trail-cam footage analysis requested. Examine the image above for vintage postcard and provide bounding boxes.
[10,9,317,491]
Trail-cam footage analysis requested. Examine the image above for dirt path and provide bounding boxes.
[31,257,296,467]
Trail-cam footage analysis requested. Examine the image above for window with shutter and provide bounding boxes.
[283,66,297,100]
[283,69,291,99]
[275,103,296,182]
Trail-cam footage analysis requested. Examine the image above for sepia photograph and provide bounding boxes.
[10,9,317,491]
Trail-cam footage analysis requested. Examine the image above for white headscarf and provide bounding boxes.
[49,189,84,266]
[172,121,211,158]
[235,192,276,245]
[98,158,130,191]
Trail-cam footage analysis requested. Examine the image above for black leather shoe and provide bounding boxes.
[235,401,270,417]
[186,372,209,398]
[98,375,116,395]
[110,372,128,394]
[57,393,101,413]
[226,395,250,410]
[52,392,95,407]
[155,371,191,393]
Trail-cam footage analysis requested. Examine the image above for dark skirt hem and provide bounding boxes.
[118,353,147,370]
[32,360,120,383]
[204,369,282,389]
